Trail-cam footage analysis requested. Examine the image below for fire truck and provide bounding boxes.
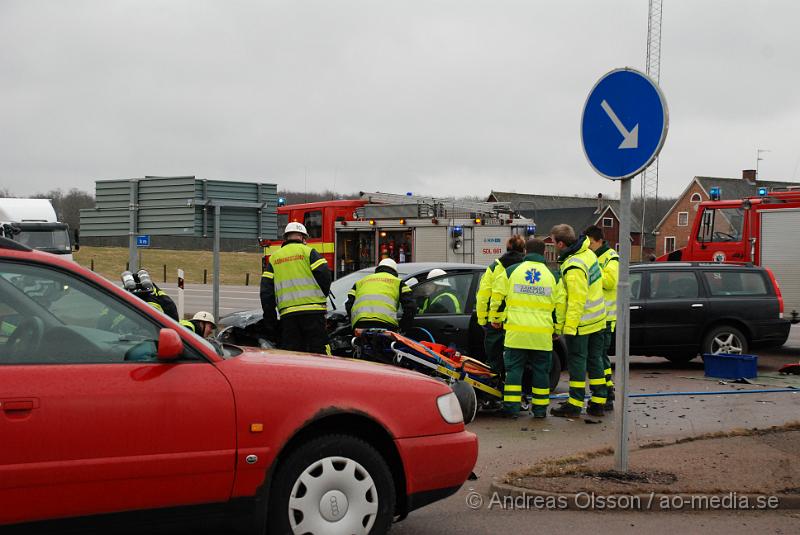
[658,187,800,319]
[260,199,368,270]
[261,192,534,278]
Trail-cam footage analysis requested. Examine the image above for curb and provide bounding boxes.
[489,481,800,511]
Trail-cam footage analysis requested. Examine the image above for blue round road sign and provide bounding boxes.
[581,68,668,180]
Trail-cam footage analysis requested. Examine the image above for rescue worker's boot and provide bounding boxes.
[605,387,615,411]
[587,401,605,417]
[550,401,582,418]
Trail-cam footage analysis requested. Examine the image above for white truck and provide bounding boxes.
[0,198,75,260]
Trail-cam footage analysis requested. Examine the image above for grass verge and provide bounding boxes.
[74,246,263,286]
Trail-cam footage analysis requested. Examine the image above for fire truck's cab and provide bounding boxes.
[260,199,367,271]
[659,187,800,319]
[658,188,800,264]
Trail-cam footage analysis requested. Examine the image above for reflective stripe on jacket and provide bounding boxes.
[490,253,563,350]
[349,272,405,327]
[421,291,461,314]
[595,244,619,330]
[556,237,607,335]
[269,242,327,315]
[180,320,196,332]
[476,259,502,325]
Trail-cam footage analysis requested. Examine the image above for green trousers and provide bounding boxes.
[484,326,505,374]
[565,331,608,408]
[602,324,615,389]
[503,348,551,415]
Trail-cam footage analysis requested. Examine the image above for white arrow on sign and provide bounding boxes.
[601,100,639,149]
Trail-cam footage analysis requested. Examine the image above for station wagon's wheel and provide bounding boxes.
[702,325,748,356]
[267,434,395,535]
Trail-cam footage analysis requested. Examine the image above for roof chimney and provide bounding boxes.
[596,193,603,214]
[742,169,757,183]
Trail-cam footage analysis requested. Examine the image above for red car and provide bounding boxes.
[0,237,478,534]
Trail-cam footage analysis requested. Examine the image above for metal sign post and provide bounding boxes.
[196,199,268,323]
[580,68,668,471]
[177,268,185,320]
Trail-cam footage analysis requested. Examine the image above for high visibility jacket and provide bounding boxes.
[489,253,563,350]
[421,291,461,314]
[348,272,408,327]
[180,320,196,332]
[475,251,524,325]
[595,243,620,330]
[555,237,606,336]
[476,259,502,325]
[266,242,328,316]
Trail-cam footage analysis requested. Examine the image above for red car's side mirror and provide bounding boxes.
[157,328,183,361]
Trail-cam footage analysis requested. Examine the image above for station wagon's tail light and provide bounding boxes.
[765,268,784,318]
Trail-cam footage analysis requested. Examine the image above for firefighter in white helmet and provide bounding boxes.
[260,222,332,354]
[180,311,217,338]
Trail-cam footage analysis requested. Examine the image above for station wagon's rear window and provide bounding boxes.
[704,271,768,296]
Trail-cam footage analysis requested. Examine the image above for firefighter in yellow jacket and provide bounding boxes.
[489,238,563,419]
[585,225,619,410]
[475,235,525,373]
[550,224,608,418]
[346,258,416,331]
[261,222,332,354]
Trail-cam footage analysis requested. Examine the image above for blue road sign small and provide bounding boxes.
[581,68,668,180]
[136,235,150,247]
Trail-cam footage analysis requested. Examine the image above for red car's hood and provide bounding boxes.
[232,346,446,385]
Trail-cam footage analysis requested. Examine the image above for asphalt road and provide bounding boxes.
[393,346,800,534]
[157,283,261,317]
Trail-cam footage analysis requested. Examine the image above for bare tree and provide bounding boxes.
[31,188,95,230]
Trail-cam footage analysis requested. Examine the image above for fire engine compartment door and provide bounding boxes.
[336,229,375,277]
[760,208,800,315]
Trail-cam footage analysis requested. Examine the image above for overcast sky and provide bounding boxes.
[1,0,799,200]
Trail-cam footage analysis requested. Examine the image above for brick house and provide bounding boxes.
[652,170,799,258]
[487,191,649,261]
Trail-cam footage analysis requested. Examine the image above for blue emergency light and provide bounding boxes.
[758,187,768,196]
[526,225,536,236]
[709,187,721,201]
[277,197,286,207]
[451,226,463,237]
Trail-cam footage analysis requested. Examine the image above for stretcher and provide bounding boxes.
[352,328,512,422]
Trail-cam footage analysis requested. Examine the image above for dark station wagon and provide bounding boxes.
[627,263,790,363]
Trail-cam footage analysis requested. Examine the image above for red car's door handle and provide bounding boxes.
[0,398,38,412]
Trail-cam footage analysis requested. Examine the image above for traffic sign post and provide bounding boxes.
[581,68,668,472]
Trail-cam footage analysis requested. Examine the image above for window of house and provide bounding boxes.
[664,236,676,253]
[678,212,689,227]
[602,217,614,228]
[690,193,702,202]
[303,211,323,239]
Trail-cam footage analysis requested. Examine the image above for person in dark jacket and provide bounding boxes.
[474,234,526,373]
[260,222,332,354]
[346,258,416,332]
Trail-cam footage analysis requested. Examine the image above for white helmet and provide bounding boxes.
[427,268,451,286]
[192,311,216,327]
[378,258,398,271]
[284,222,309,237]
